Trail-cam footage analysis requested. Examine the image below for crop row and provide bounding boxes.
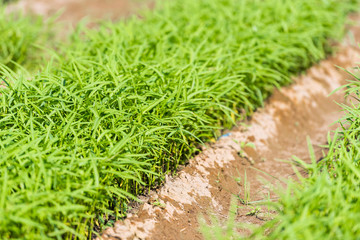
[0,0,358,238]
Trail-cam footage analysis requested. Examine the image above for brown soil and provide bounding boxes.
[6,0,150,23]
[98,22,360,240]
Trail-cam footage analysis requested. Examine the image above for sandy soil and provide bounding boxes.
[5,2,360,239]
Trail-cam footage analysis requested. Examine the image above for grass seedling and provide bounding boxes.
[199,197,242,240]
[236,169,251,205]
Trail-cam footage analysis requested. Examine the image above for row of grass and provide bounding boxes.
[0,0,359,238]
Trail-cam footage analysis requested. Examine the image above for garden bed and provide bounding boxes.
[0,0,358,239]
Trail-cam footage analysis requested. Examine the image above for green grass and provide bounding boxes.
[0,7,47,71]
[0,0,358,238]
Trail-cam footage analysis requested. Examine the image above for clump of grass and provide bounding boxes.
[0,0,358,238]
[0,6,46,71]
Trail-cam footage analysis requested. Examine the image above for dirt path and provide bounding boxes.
[98,23,360,240]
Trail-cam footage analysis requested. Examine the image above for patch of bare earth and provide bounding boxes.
[99,21,360,240]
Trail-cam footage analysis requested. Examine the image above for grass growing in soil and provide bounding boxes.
[0,0,359,238]
[249,71,360,239]
[200,70,360,240]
